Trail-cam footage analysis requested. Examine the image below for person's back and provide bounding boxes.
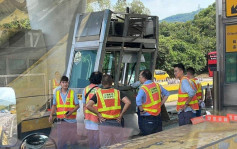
[86,74,131,147]
[82,71,102,149]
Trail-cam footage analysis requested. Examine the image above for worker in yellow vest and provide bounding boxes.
[49,76,79,148]
[52,71,61,90]
[187,67,204,117]
[136,69,169,136]
[82,71,102,149]
[86,74,131,147]
[173,64,199,126]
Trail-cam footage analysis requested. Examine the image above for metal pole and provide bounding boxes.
[214,0,223,115]
[213,71,220,115]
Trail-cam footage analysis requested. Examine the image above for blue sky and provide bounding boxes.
[111,0,215,19]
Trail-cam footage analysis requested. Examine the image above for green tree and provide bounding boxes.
[130,0,150,15]
[113,0,150,15]
[113,0,128,13]
[86,0,111,12]
[158,2,215,75]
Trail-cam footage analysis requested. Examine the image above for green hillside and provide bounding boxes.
[161,9,202,23]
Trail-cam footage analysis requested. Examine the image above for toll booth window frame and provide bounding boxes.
[69,50,97,88]
[102,51,120,83]
[225,52,237,83]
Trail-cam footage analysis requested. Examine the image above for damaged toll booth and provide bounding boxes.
[66,9,163,135]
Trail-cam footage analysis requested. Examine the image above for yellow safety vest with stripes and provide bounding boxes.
[96,88,121,119]
[140,82,162,116]
[84,84,99,123]
[176,77,199,111]
[190,78,203,100]
[56,89,77,119]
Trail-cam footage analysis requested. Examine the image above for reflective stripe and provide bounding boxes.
[56,111,77,115]
[101,113,120,119]
[177,100,199,106]
[70,90,74,106]
[144,108,158,113]
[85,109,97,116]
[196,84,202,100]
[57,105,76,108]
[178,94,189,97]
[56,90,60,106]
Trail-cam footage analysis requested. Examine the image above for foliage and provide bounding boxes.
[158,3,216,75]
[129,0,150,15]
[0,18,31,46]
[86,0,111,12]
[0,18,31,29]
[113,0,128,13]
[87,0,150,15]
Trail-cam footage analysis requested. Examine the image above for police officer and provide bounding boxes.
[86,74,131,147]
[136,69,169,136]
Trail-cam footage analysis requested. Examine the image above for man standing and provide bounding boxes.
[49,76,79,149]
[86,74,131,147]
[82,71,102,149]
[187,67,203,117]
[136,69,169,136]
[173,64,199,126]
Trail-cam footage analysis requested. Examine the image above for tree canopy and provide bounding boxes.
[158,3,216,75]
[87,0,150,15]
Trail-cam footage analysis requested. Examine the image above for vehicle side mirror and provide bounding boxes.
[0,87,17,147]
[20,133,57,149]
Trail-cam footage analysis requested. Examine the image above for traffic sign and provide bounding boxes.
[226,24,237,52]
[226,0,237,17]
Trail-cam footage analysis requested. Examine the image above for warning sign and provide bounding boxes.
[226,24,237,52]
[226,0,237,17]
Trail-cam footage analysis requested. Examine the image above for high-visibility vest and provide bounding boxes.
[96,88,121,119]
[190,78,202,100]
[176,77,199,111]
[84,84,99,123]
[56,89,77,119]
[52,79,60,90]
[140,82,162,116]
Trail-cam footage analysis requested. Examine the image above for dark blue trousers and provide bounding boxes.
[178,111,194,126]
[140,114,162,136]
